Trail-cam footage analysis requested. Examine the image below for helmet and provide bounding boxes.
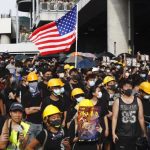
[139,82,150,94]
[69,66,75,70]
[48,78,63,87]
[64,64,70,70]
[78,99,94,107]
[43,105,61,119]
[103,76,115,85]
[59,79,65,87]
[71,88,84,97]
[27,72,38,82]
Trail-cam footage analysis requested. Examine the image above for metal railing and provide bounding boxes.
[39,1,75,12]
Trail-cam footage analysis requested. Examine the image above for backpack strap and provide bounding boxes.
[42,129,48,150]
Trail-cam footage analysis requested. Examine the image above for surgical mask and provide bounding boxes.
[97,92,102,98]
[89,80,95,87]
[101,68,105,72]
[143,95,150,100]
[49,119,61,128]
[59,73,65,78]
[123,89,132,97]
[125,72,130,77]
[29,82,38,93]
[76,97,84,103]
[140,74,146,78]
[53,89,61,96]
[60,87,65,93]
[106,70,110,73]
[116,65,121,69]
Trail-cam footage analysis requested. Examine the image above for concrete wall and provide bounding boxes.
[0,18,11,34]
[107,0,129,55]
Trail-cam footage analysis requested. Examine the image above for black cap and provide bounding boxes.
[9,102,24,112]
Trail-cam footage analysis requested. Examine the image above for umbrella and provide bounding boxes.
[66,52,82,57]
[77,59,96,69]
[64,56,83,64]
[79,52,97,59]
[97,52,115,58]
[118,53,132,58]
[15,54,28,61]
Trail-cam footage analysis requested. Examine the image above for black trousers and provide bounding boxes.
[115,136,137,150]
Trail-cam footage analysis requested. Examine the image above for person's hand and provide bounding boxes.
[73,137,79,143]
[18,132,24,143]
[112,133,119,143]
[9,92,16,100]
[62,120,66,127]
[62,138,71,149]
[0,133,9,142]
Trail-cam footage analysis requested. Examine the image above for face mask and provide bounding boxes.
[123,89,132,97]
[60,87,65,93]
[101,68,104,72]
[125,72,130,77]
[116,65,121,69]
[97,92,102,98]
[140,74,146,78]
[29,82,38,93]
[10,77,16,84]
[143,95,150,100]
[89,80,95,87]
[76,97,84,103]
[59,73,65,78]
[49,119,61,128]
[45,76,52,82]
[53,89,61,96]
[106,70,110,73]
[109,84,117,91]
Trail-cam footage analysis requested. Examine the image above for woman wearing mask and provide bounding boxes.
[26,105,71,150]
[91,86,109,150]
[66,88,85,129]
[41,78,67,127]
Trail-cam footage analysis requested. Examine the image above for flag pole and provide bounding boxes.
[75,4,78,68]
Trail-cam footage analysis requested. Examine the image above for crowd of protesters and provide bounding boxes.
[0,52,149,150]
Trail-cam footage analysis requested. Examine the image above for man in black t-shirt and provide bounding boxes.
[41,78,67,127]
[26,105,70,150]
[22,72,43,142]
[112,80,147,150]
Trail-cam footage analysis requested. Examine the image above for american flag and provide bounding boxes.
[29,6,77,56]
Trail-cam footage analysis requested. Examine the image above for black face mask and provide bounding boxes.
[109,84,117,91]
[123,89,132,97]
[72,75,80,81]
[45,76,52,82]
[49,119,61,128]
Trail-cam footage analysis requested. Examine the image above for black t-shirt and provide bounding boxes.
[38,82,50,100]
[36,128,66,150]
[22,92,42,124]
[41,96,67,113]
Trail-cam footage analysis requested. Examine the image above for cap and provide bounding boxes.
[9,102,24,112]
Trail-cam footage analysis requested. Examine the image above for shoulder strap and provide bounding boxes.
[42,129,48,150]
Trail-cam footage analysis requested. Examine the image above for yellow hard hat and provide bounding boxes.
[48,78,62,87]
[69,66,75,70]
[103,76,115,85]
[78,99,94,107]
[71,88,84,97]
[139,82,150,94]
[27,72,38,82]
[64,64,70,70]
[43,105,61,119]
[58,79,65,87]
